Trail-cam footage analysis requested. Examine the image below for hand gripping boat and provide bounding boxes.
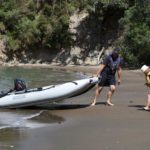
[0,77,98,108]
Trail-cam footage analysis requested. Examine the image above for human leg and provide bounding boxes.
[106,85,116,106]
[90,73,107,106]
[90,85,103,106]
[144,93,150,110]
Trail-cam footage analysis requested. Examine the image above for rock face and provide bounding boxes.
[0,40,7,64]
[68,10,99,65]
[52,10,103,66]
[62,7,124,65]
[0,6,124,65]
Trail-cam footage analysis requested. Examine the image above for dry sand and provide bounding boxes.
[1,65,150,150]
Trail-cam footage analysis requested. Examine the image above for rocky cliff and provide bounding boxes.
[53,5,124,65]
[0,6,124,65]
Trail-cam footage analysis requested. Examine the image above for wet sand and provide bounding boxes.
[1,66,150,150]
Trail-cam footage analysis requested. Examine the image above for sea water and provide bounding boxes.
[0,66,86,148]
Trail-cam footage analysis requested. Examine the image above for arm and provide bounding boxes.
[117,66,122,85]
[146,71,150,87]
[96,64,105,76]
[96,55,109,76]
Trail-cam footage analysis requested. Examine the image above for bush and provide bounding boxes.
[120,2,150,66]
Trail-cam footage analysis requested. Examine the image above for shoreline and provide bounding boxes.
[1,63,100,75]
[0,62,141,75]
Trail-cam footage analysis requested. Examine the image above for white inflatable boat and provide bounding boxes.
[0,77,98,108]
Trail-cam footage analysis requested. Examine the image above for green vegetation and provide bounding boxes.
[0,0,76,60]
[0,0,150,66]
[120,0,150,66]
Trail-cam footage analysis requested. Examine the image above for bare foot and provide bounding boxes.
[144,106,150,110]
[106,101,114,106]
[90,100,96,106]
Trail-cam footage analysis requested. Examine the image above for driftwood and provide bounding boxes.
[97,47,105,64]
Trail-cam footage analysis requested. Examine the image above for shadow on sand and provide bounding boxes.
[128,104,150,111]
[24,102,107,110]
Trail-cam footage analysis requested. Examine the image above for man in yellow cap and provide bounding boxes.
[141,65,150,110]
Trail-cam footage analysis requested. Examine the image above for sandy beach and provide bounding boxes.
[0,65,150,150]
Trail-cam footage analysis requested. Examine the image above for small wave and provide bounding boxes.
[76,72,89,78]
[0,145,14,149]
[0,110,46,129]
[0,125,11,130]
[22,110,44,120]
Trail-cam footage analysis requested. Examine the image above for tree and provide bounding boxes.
[120,0,150,66]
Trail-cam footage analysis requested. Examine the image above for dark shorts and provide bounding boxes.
[98,73,116,87]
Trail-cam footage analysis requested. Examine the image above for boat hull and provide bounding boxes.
[0,77,98,108]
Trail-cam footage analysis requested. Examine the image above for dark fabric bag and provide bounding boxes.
[14,79,27,91]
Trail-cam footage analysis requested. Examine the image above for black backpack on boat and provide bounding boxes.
[0,79,27,98]
[14,79,27,91]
